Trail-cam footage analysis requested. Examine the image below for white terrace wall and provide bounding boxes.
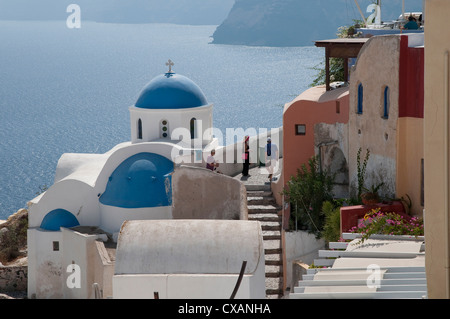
[284,230,326,290]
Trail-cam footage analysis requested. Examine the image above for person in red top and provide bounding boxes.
[242,136,250,176]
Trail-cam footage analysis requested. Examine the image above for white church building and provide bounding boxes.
[26,61,266,299]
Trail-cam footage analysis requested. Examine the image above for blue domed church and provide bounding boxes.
[26,61,223,298]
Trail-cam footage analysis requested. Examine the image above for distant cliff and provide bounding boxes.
[211,0,424,47]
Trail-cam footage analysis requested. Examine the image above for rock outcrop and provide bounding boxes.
[0,208,28,266]
[211,0,350,47]
[211,0,424,47]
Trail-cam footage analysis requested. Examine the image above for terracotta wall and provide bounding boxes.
[282,86,349,188]
[282,86,349,228]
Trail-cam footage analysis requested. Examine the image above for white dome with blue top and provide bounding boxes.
[135,60,208,109]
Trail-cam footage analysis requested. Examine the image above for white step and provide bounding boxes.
[318,250,424,259]
[289,290,427,299]
[328,242,348,249]
[312,259,335,267]
[306,266,426,275]
[296,278,427,288]
[342,233,425,241]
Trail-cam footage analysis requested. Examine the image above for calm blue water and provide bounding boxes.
[0,21,323,219]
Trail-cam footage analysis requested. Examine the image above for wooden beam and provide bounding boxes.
[325,46,330,91]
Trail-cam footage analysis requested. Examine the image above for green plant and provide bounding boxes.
[400,194,412,214]
[310,20,363,87]
[349,208,424,244]
[309,58,345,88]
[309,263,328,269]
[282,156,335,237]
[321,201,342,243]
[362,182,384,195]
[360,182,384,204]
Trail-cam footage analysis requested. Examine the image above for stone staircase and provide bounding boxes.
[245,183,284,299]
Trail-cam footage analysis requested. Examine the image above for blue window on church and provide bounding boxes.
[190,118,197,139]
[357,83,363,114]
[40,209,80,231]
[137,119,143,139]
[383,86,390,119]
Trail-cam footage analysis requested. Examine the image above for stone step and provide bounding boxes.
[248,214,280,222]
[247,197,277,206]
[245,184,271,192]
[265,276,284,297]
[246,190,273,197]
[264,239,282,255]
[262,230,281,240]
[265,265,283,277]
[265,248,282,255]
[244,184,284,299]
[260,221,282,231]
[266,292,284,299]
[248,205,281,214]
[265,253,282,265]
[248,204,280,209]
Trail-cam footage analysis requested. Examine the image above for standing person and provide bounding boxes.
[265,137,279,181]
[242,135,250,176]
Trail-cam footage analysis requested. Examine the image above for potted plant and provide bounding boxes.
[360,182,384,205]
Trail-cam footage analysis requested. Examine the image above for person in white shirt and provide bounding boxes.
[206,149,219,172]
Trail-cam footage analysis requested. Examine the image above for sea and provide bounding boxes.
[0,20,323,219]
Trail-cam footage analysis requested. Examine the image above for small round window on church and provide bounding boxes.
[160,119,169,138]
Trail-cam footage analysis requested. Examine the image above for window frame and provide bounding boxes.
[357,83,363,114]
[295,124,306,136]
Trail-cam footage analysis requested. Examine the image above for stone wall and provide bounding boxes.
[0,266,27,292]
[172,165,247,220]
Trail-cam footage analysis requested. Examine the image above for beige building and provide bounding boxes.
[424,0,450,299]
[348,33,424,214]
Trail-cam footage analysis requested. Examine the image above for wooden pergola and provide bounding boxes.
[315,38,369,91]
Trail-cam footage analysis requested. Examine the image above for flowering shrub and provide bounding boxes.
[348,208,424,243]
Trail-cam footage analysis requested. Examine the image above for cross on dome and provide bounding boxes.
[166,59,174,73]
